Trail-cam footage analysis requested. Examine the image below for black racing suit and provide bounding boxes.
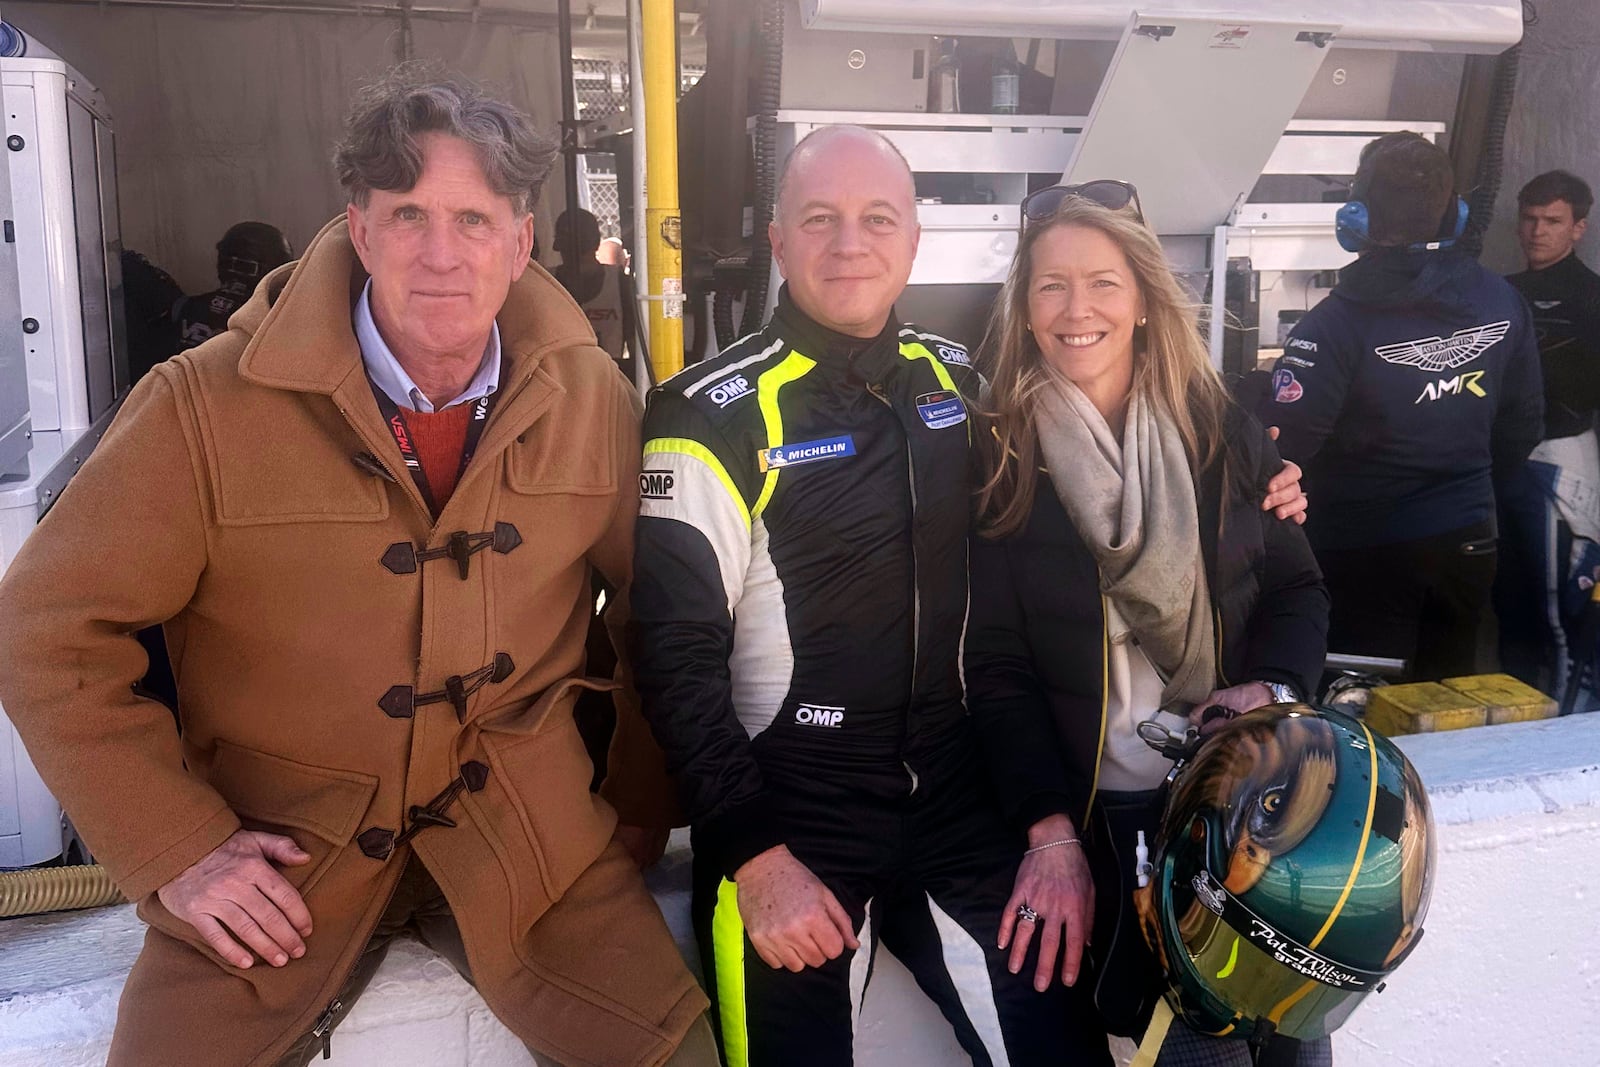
[1498,253,1600,695]
[631,289,1104,1066]
[172,279,253,352]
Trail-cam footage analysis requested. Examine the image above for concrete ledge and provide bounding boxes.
[3,717,1597,1066]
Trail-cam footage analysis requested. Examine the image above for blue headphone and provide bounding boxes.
[1336,194,1470,253]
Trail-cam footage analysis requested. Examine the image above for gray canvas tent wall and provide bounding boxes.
[1,1,577,293]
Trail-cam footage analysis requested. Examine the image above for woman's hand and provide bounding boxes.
[1190,681,1274,734]
[998,814,1095,991]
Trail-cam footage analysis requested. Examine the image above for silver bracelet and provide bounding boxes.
[1025,838,1081,855]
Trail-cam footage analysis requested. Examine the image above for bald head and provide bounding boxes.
[770,124,921,338]
[776,125,917,223]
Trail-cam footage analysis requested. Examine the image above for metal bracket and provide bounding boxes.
[1133,24,1176,41]
[1296,31,1336,48]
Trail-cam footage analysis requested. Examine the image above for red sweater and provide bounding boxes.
[404,403,475,511]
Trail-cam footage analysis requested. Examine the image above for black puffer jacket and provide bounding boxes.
[964,403,1329,833]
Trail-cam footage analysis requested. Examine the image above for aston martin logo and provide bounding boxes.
[1375,320,1510,373]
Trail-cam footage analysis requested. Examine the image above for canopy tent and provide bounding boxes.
[1,0,597,291]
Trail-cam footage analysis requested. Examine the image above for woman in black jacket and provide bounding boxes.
[965,191,1330,1066]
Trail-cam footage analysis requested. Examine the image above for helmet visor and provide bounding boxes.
[1168,870,1382,1040]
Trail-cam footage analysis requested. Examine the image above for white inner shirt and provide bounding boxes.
[1095,599,1192,793]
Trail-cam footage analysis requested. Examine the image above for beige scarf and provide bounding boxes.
[1034,369,1216,708]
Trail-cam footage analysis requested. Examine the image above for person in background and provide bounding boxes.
[172,221,295,352]
[1260,131,1543,681]
[966,190,1329,1066]
[598,235,631,269]
[1497,170,1600,702]
[121,248,183,382]
[554,208,626,362]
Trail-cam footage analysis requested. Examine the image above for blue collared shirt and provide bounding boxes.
[354,280,501,412]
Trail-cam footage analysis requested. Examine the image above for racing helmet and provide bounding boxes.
[216,221,293,286]
[1133,704,1435,1045]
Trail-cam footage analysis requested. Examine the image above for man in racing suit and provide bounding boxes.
[630,126,1095,1066]
[172,221,294,352]
[1497,170,1600,699]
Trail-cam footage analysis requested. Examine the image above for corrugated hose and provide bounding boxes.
[0,864,125,918]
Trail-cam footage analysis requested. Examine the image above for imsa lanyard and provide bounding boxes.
[368,378,499,517]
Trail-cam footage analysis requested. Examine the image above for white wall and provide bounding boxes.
[0,4,566,294]
[1336,714,1600,1066]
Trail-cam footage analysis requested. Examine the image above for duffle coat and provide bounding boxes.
[0,217,706,1067]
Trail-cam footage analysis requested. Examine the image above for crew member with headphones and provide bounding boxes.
[1258,131,1543,682]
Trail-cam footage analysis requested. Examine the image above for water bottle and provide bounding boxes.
[991,45,1020,115]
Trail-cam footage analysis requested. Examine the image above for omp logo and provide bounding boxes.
[1376,320,1510,372]
[795,703,844,728]
[936,344,971,366]
[1415,371,1487,404]
[1287,336,1318,353]
[707,374,753,408]
[639,469,675,499]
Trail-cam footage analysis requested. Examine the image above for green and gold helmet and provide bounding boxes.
[1133,704,1435,1044]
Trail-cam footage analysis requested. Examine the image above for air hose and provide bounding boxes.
[713,287,739,349]
[1459,42,1521,259]
[0,864,125,918]
[739,0,784,337]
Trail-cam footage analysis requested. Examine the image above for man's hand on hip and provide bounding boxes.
[733,845,860,973]
[157,828,314,969]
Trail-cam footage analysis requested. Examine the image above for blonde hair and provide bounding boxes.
[975,197,1230,538]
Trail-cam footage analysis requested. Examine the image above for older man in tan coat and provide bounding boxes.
[0,70,712,1067]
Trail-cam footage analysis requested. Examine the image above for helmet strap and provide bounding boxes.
[1247,1016,1279,1064]
[1128,999,1176,1067]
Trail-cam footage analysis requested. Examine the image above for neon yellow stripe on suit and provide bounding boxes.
[898,340,971,444]
[712,878,750,1067]
[754,352,817,519]
[644,436,752,530]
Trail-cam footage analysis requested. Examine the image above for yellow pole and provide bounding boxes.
[641,0,684,380]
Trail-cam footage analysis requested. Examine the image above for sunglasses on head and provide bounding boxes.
[1021,180,1145,228]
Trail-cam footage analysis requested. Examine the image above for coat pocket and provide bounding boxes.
[137,742,380,966]
[474,681,618,922]
[505,402,616,497]
[207,739,381,898]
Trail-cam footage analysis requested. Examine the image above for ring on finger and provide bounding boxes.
[1016,903,1039,924]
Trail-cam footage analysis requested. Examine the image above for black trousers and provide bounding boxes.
[692,750,1109,1067]
[1317,518,1497,681]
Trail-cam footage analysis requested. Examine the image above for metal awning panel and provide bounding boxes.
[1062,14,1338,235]
[802,0,1523,53]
